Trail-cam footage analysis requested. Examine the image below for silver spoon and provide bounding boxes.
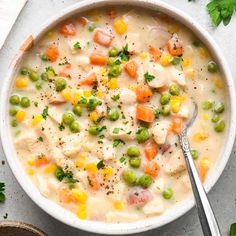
[178,101,221,236]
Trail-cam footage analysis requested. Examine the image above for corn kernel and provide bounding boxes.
[98,67,107,76]
[202,114,209,121]
[113,201,123,210]
[75,160,84,168]
[47,31,54,38]
[170,98,182,113]
[85,163,98,173]
[101,77,108,85]
[108,78,119,89]
[168,23,180,33]
[114,18,127,35]
[83,90,92,97]
[102,166,113,180]
[32,115,43,126]
[72,189,88,203]
[185,68,195,79]
[96,90,104,98]
[213,76,223,89]
[89,111,99,122]
[78,154,87,160]
[71,91,81,105]
[44,164,56,174]
[61,89,71,101]
[27,159,35,166]
[28,169,35,175]
[192,132,209,143]
[199,47,209,58]
[182,58,190,67]
[79,204,87,211]
[139,52,148,60]
[159,54,172,67]
[47,71,55,78]
[200,157,211,168]
[15,76,29,89]
[128,85,137,91]
[77,209,87,220]
[16,110,26,122]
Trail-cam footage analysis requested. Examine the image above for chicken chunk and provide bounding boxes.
[124,33,141,53]
[103,144,116,161]
[108,182,127,202]
[67,38,86,54]
[151,121,170,145]
[48,106,63,124]
[164,149,186,174]
[177,104,189,118]
[143,197,165,216]
[168,67,186,87]
[109,126,135,140]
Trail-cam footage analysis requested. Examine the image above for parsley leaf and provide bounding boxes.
[112,127,124,134]
[42,106,48,120]
[0,182,5,202]
[97,160,105,169]
[113,139,125,147]
[59,123,65,131]
[118,44,130,61]
[54,166,77,183]
[144,72,155,82]
[111,93,120,101]
[45,66,57,76]
[207,0,236,26]
[37,136,44,142]
[73,41,82,49]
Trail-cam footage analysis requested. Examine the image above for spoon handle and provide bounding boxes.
[179,128,221,236]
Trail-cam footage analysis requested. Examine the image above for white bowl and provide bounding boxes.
[1,0,236,234]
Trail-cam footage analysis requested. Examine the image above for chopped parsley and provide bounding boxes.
[78,97,87,105]
[45,66,57,76]
[113,139,125,147]
[59,123,65,131]
[112,127,124,134]
[88,24,96,32]
[119,156,126,163]
[0,182,5,202]
[111,93,120,101]
[37,136,44,142]
[42,106,48,120]
[58,60,69,66]
[118,44,130,61]
[73,41,82,49]
[97,160,105,169]
[54,166,77,184]
[144,72,155,82]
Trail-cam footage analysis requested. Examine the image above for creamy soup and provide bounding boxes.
[8,7,227,222]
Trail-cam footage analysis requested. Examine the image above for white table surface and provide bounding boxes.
[0,0,236,235]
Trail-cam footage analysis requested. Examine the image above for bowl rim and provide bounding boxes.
[1,0,236,234]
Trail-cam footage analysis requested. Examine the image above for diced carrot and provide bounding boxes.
[144,162,160,177]
[143,140,158,161]
[79,72,97,86]
[78,17,87,26]
[167,35,184,56]
[59,23,76,36]
[156,85,169,94]
[45,47,59,62]
[64,63,72,69]
[35,156,50,168]
[198,158,211,182]
[136,85,153,103]
[106,8,117,20]
[58,72,71,79]
[136,105,155,123]
[149,47,162,62]
[90,53,108,66]
[59,188,74,203]
[93,30,113,47]
[124,60,138,78]
[88,173,101,191]
[171,117,184,134]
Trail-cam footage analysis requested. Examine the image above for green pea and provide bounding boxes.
[202,100,213,110]
[136,127,150,143]
[11,119,18,127]
[127,146,140,157]
[154,108,161,119]
[207,61,218,73]
[69,121,80,133]
[20,97,30,108]
[214,119,225,132]
[87,98,101,111]
[138,174,153,188]
[20,67,29,75]
[162,188,173,200]
[108,65,122,78]
[211,114,220,123]
[160,93,171,105]
[123,170,137,186]
[73,105,83,116]
[41,54,49,61]
[29,71,39,81]
[169,84,180,96]
[109,47,119,57]
[171,56,182,65]
[214,102,224,114]
[62,112,75,125]
[191,150,199,160]
[108,109,119,121]
[9,95,20,105]
[55,78,67,91]
[41,72,49,81]
[161,105,170,116]
[35,82,43,90]
[129,157,141,168]
[108,57,116,66]
[88,125,100,135]
[9,107,18,116]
